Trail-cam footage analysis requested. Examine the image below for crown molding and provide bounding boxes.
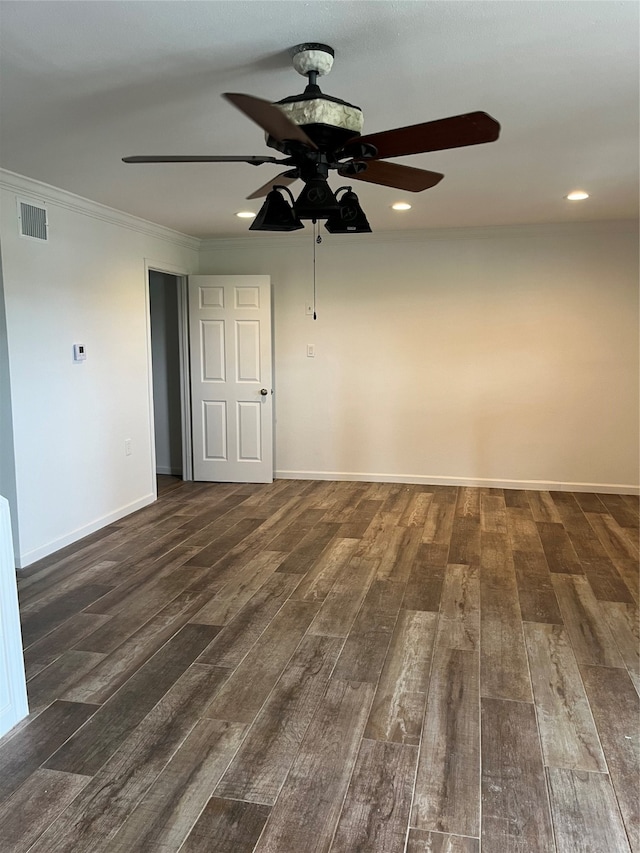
[2,170,634,255]
[199,218,638,252]
[0,169,201,252]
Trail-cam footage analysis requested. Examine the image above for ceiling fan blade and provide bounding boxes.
[340,111,500,160]
[122,155,281,164]
[246,170,299,200]
[223,93,318,150]
[338,160,444,192]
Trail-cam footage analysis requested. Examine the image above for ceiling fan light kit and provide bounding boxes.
[123,42,501,233]
[325,187,372,234]
[250,185,304,232]
[294,177,340,219]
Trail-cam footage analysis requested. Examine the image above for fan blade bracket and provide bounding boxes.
[337,141,378,161]
[338,159,444,192]
[338,160,367,176]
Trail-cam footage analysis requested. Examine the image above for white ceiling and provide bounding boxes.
[1,1,638,239]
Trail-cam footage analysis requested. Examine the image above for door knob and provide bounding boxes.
[260,388,269,396]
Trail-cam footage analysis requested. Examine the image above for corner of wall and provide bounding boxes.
[0,244,20,559]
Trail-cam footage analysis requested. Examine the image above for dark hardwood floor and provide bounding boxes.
[1,477,638,852]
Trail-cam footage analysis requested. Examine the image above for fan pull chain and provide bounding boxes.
[312,219,322,320]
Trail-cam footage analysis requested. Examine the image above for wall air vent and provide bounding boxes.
[17,198,48,241]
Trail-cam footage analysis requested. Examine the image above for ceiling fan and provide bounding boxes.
[123,43,500,231]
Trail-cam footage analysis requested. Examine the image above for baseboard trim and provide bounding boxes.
[16,493,157,569]
[275,470,639,496]
[156,466,183,476]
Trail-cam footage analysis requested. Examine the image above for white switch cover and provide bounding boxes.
[73,343,86,362]
[307,344,315,358]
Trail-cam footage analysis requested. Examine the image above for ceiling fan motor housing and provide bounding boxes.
[268,42,364,153]
[273,95,363,150]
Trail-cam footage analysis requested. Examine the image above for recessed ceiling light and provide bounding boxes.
[236,210,256,218]
[392,202,412,211]
[565,191,589,201]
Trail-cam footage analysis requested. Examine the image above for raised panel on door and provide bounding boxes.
[203,401,228,460]
[201,285,225,308]
[201,320,226,382]
[236,321,261,382]
[188,276,272,483]
[235,285,261,309]
[237,401,262,461]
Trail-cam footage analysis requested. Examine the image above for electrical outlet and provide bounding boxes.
[125,439,132,456]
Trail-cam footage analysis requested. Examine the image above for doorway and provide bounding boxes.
[148,270,191,480]
[147,270,273,485]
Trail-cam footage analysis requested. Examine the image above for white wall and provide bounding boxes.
[199,220,639,492]
[0,171,199,566]
[149,271,183,476]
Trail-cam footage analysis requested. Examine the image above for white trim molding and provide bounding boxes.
[0,169,200,252]
[15,493,156,569]
[275,470,640,496]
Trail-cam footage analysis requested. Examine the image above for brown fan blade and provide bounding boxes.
[340,111,500,160]
[246,171,299,200]
[223,93,318,150]
[122,155,282,164]
[338,160,444,192]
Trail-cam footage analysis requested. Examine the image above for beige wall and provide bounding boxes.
[1,165,637,568]
[199,220,639,491]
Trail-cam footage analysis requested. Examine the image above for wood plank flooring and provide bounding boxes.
[2,478,638,852]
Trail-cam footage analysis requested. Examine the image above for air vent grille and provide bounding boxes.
[18,200,48,240]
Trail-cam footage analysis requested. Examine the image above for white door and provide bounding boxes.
[188,275,273,483]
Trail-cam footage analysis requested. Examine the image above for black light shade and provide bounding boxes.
[294,178,339,219]
[324,188,372,233]
[250,186,304,231]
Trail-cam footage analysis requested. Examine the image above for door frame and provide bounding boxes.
[145,260,193,487]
